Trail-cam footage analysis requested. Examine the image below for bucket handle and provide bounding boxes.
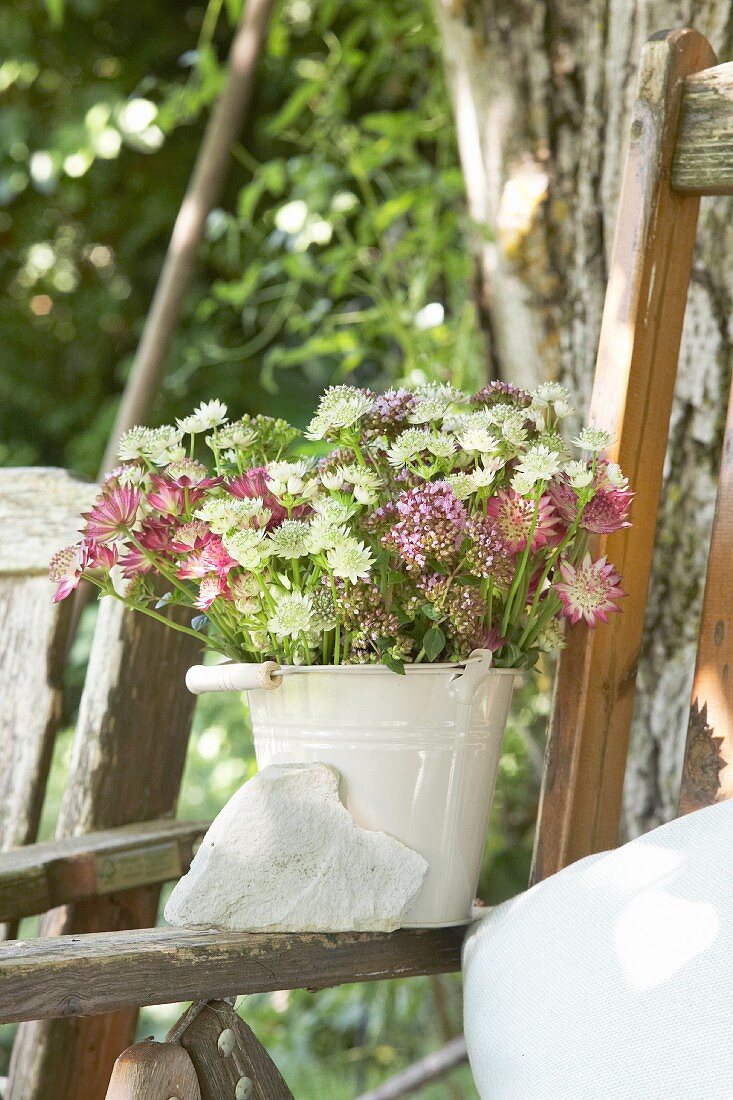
[186,661,282,695]
[447,649,495,705]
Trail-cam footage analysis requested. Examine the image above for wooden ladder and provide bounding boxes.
[0,28,732,1099]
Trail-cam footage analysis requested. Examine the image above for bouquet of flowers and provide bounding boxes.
[51,382,631,672]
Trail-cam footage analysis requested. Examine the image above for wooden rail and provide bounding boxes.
[672,62,733,194]
[0,925,465,1023]
[0,819,208,922]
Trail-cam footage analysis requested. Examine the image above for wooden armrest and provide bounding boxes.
[0,819,209,922]
[0,924,465,1023]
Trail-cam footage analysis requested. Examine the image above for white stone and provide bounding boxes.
[164,763,428,933]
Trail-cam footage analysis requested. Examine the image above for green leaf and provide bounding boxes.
[382,652,406,676]
[421,603,442,621]
[422,625,446,662]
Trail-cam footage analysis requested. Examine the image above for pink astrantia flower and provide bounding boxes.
[82,482,141,542]
[146,475,188,517]
[171,520,212,553]
[49,542,90,602]
[383,482,467,572]
[119,518,176,577]
[228,466,290,529]
[177,536,236,580]
[86,541,119,570]
[485,489,559,553]
[551,465,633,535]
[194,574,231,611]
[555,553,626,627]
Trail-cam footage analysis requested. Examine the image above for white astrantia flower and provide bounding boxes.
[267,591,314,639]
[305,386,373,440]
[510,471,537,496]
[482,402,516,425]
[603,462,628,488]
[470,457,503,488]
[500,410,530,448]
[532,381,570,407]
[386,428,430,466]
[456,424,499,454]
[195,498,271,534]
[337,464,381,505]
[407,384,462,425]
[266,460,310,497]
[267,519,312,559]
[306,515,349,553]
[564,460,594,489]
[311,496,359,524]
[426,432,456,459]
[116,464,147,488]
[446,473,475,500]
[117,426,151,462]
[177,400,228,434]
[206,420,258,451]
[144,426,186,465]
[515,445,562,485]
[572,426,613,452]
[326,538,375,583]
[554,397,574,418]
[320,470,345,491]
[222,528,271,570]
[537,617,567,652]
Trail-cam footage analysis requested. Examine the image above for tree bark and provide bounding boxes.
[435,0,733,836]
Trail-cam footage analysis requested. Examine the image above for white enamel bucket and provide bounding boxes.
[187,652,517,927]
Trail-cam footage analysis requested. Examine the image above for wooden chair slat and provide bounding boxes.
[0,469,94,940]
[178,1000,293,1100]
[671,61,733,195]
[104,1041,201,1100]
[530,29,717,885]
[0,819,208,922]
[0,925,464,1024]
[678,379,733,813]
[7,600,201,1100]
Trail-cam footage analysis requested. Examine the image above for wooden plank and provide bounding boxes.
[530,29,717,884]
[671,62,733,195]
[0,819,208,922]
[0,469,95,940]
[104,1041,201,1100]
[678,376,733,813]
[0,925,465,1024]
[177,1000,293,1100]
[0,467,92,573]
[7,600,201,1100]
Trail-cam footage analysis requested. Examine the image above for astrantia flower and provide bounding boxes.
[229,573,261,615]
[177,536,237,580]
[266,460,310,497]
[537,617,567,652]
[311,496,359,525]
[486,489,559,553]
[268,519,312,559]
[117,427,152,462]
[177,400,228,434]
[551,466,633,534]
[195,497,270,535]
[446,473,475,500]
[83,483,141,541]
[228,467,290,529]
[326,538,375,583]
[407,384,463,425]
[514,445,562,486]
[195,574,231,611]
[386,428,430,466]
[145,425,185,465]
[426,432,456,459]
[206,420,258,451]
[165,459,217,488]
[305,386,373,440]
[572,426,613,452]
[563,460,594,489]
[470,381,532,408]
[267,591,314,638]
[306,515,349,553]
[86,541,119,570]
[555,553,626,626]
[222,528,271,570]
[171,521,212,553]
[337,464,382,504]
[456,424,499,454]
[146,475,188,517]
[49,542,89,601]
[470,457,503,488]
[311,587,338,631]
[532,382,572,410]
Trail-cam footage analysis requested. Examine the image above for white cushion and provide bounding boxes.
[463,800,733,1099]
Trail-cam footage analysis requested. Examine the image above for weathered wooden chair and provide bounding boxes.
[0,27,732,1099]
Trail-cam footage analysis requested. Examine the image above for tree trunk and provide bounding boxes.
[435,0,733,836]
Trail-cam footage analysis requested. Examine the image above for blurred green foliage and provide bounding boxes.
[2,0,484,477]
[0,1,547,1095]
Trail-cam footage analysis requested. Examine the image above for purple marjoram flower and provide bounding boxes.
[463,514,514,585]
[383,482,467,572]
[364,389,418,431]
[470,381,532,407]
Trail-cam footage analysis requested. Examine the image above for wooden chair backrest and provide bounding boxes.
[1,469,201,1099]
[531,31,733,884]
[0,470,93,901]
